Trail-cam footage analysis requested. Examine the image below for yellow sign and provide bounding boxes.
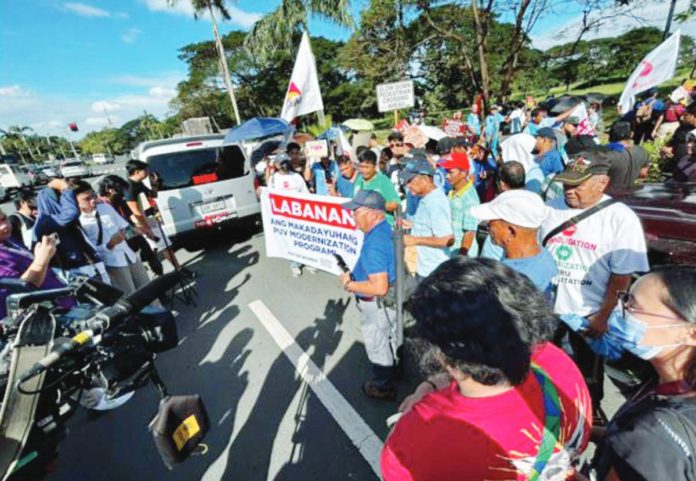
[172,415,201,451]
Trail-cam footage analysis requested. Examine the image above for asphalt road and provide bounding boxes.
[1,172,625,481]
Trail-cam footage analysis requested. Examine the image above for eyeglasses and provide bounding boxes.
[617,291,684,321]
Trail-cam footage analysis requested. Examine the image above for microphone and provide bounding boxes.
[17,271,183,386]
[333,253,354,280]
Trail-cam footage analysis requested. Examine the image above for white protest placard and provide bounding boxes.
[304,139,328,159]
[376,80,415,113]
[259,188,363,275]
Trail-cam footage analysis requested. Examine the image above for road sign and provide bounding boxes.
[376,81,415,113]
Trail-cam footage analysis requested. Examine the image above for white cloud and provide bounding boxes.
[148,86,177,98]
[532,0,696,50]
[91,100,123,113]
[140,0,262,29]
[115,12,130,19]
[0,76,181,136]
[122,27,142,44]
[0,85,32,97]
[63,2,111,18]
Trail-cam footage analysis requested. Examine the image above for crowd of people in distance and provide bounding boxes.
[0,160,196,321]
[260,84,696,480]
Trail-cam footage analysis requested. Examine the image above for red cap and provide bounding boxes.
[438,151,470,172]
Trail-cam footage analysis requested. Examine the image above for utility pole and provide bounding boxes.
[664,0,678,40]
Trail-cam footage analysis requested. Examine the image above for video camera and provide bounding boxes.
[0,272,208,480]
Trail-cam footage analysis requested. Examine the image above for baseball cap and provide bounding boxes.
[565,116,580,126]
[398,158,436,184]
[436,137,454,155]
[438,152,470,171]
[342,189,386,211]
[554,151,611,186]
[535,127,556,140]
[468,190,547,229]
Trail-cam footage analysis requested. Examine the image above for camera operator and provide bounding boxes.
[34,179,110,283]
[124,160,190,277]
[340,190,401,401]
[0,208,66,319]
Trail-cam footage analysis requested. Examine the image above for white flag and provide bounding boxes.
[280,32,324,122]
[569,103,594,136]
[337,128,353,159]
[618,31,681,114]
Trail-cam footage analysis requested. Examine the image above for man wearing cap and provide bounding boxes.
[534,127,565,177]
[340,190,400,400]
[605,121,650,195]
[540,151,649,407]
[439,152,480,257]
[400,158,454,280]
[469,189,557,298]
[268,153,312,277]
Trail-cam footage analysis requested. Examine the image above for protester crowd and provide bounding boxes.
[1,81,695,481]
[259,83,696,480]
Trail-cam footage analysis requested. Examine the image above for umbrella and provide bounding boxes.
[583,93,607,105]
[224,117,292,144]
[342,119,375,131]
[543,96,582,115]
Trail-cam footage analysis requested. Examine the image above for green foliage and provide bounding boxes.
[642,137,670,183]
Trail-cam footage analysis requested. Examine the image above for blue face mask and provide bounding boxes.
[590,308,685,360]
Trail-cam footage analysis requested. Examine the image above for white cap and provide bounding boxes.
[468,190,548,228]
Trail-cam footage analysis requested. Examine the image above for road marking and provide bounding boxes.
[248,300,383,478]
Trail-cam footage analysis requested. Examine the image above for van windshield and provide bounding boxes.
[147,145,246,191]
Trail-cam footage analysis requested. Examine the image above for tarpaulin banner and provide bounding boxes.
[259,188,364,275]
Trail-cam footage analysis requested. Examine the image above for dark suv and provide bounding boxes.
[617,181,696,266]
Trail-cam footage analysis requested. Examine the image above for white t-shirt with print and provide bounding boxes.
[540,195,649,317]
[269,172,309,193]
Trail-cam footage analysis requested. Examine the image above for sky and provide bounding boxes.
[0,0,694,138]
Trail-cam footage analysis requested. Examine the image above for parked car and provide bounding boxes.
[92,153,113,165]
[40,165,58,179]
[0,185,6,202]
[60,161,90,179]
[617,180,696,266]
[132,134,261,239]
[0,163,33,198]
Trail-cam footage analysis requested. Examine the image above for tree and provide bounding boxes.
[0,126,35,162]
[244,0,353,61]
[168,0,241,125]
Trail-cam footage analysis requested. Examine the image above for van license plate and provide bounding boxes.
[200,201,225,214]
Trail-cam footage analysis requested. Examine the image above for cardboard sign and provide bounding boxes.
[402,124,428,148]
[376,81,415,113]
[304,140,328,159]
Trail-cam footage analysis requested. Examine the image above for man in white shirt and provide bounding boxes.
[74,181,152,295]
[540,152,649,409]
[267,153,313,277]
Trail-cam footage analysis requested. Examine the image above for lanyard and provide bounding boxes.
[95,210,104,246]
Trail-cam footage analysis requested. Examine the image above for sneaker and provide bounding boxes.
[305,266,318,274]
[291,265,303,277]
[362,381,396,401]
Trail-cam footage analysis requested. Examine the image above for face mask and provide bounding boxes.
[601,308,686,360]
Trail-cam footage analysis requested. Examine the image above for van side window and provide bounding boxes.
[147,145,247,191]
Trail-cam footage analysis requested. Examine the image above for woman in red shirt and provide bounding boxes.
[382,258,592,481]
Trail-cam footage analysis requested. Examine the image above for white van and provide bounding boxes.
[132,134,260,238]
[0,164,33,197]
